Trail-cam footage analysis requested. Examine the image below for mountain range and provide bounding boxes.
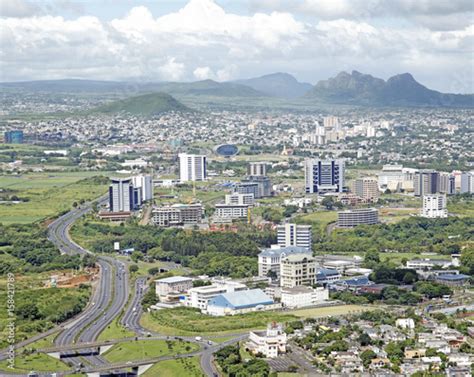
[1,71,472,108]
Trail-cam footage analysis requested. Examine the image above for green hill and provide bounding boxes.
[94,92,190,116]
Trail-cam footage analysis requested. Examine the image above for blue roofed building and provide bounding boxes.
[332,276,372,291]
[316,268,342,285]
[206,288,281,316]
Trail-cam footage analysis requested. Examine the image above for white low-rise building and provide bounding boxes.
[185,281,247,311]
[155,276,193,298]
[281,286,329,309]
[247,323,287,358]
[396,318,415,330]
[214,203,249,220]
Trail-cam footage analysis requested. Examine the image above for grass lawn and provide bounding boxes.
[208,336,237,343]
[142,356,205,377]
[0,171,109,224]
[97,318,135,341]
[0,353,69,373]
[22,333,58,350]
[140,307,296,336]
[288,304,373,318]
[103,339,199,363]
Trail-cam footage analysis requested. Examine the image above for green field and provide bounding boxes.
[0,171,109,224]
[142,356,205,377]
[103,339,199,363]
[288,304,372,318]
[141,307,296,336]
[97,318,135,341]
[0,352,69,373]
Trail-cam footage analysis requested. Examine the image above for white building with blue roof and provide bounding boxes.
[258,245,312,278]
[206,288,281,316]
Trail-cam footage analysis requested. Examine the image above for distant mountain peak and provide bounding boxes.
[307,70,473,107]
[234,72,313,98]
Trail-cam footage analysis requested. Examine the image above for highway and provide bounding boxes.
[0,197,245,376]
[121,277,148,334]
[47,197,130,369]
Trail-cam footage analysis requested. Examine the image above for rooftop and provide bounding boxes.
[208,288,273,310]
[155,276,193,284]
[259,246,311,258]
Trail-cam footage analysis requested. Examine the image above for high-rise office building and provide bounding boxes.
[461,171,474,194]
[258,246,311,278]
[421,194,447,218]
[414,170,440,197]
[248,162,267,176]
[4,130,24,144]
[178,153,207,182]
[277,223,312,251]
[280,254,317,288]
[305,159,345,194]
[132,175,154,201]
[244,176,272,197]
[109,178,134,212]
[439,173,455,195]
[353,177,380,202]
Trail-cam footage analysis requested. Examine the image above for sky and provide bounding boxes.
[0,0,473,93]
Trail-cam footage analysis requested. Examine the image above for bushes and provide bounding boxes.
[0,223,82,274]
[214,345,270,377]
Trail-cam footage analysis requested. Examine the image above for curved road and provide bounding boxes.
[48,198,129,370]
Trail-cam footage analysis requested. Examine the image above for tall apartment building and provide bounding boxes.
[151,203,203,226]
[461,171,474,194]
[234,182,260,198]
[414,170,440,197]
[248,162,267,176]
[280,254,317,288]
[132,175,154,201]
[323,116,340,129]
[225,193,254,206]
[277,223,312,251]
[353,177,380,202]
[244,176,272,197]
[258,246,312,278]
[421,194,448,218]
[337,208,379,228]
[439,173,455,195]
[178,153,207,182]
[305,159,345,193]
[109,178,134,212]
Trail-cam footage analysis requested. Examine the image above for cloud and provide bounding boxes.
[0,0,40,18]
[0,0,472,92]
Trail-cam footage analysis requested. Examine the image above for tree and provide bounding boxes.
[321,197,334,210]
[129,264,139,274]
[360,349,377,368]
[358,332,372,346]
[364,249,380,266]
[266,270,277,280]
